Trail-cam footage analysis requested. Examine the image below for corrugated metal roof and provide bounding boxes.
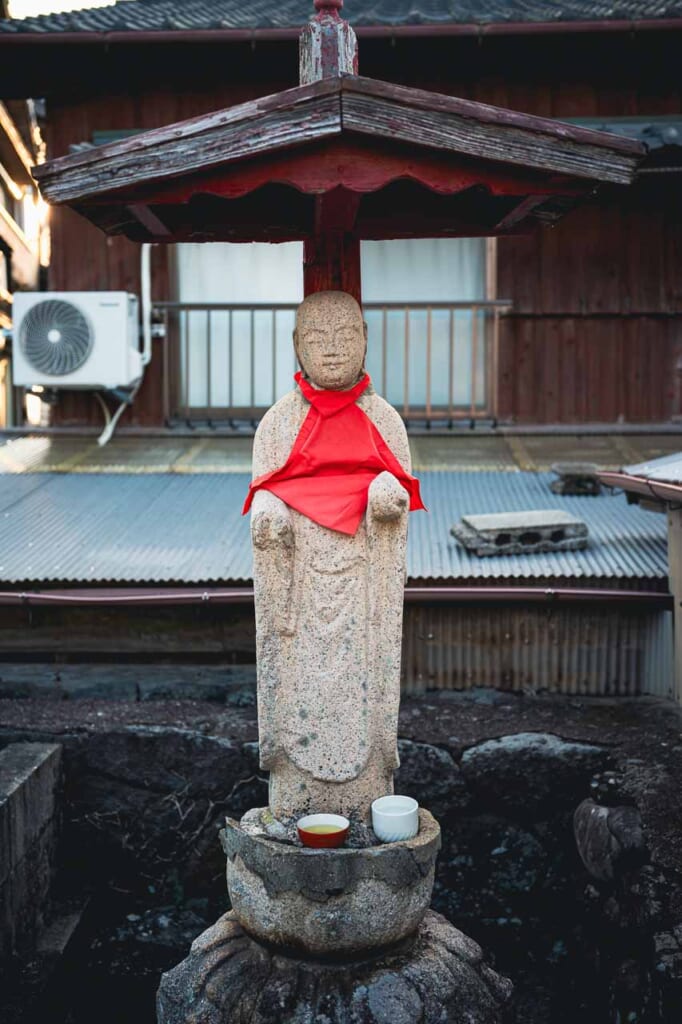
[624,450,682,483]
[2,1,682,35]
[0,470,667,585]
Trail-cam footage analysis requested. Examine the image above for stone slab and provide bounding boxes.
[0,663,257,702]
[157,908,512,1024]
[452,508,589,556]
[0,743,62,886]
[0,743,62,959]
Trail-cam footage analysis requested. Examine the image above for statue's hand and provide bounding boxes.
[251,492,294,550]
[368,471,409,523]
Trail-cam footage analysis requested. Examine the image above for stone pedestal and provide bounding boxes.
[157,808,512,1023]
[157,909,512,1024]
[221,808,440,956]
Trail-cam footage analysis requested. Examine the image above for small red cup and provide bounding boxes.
[297,813,350,849]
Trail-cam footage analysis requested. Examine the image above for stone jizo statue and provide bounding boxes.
[244,291,424,823]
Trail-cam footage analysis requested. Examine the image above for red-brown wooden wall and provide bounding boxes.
[38,32,682,426]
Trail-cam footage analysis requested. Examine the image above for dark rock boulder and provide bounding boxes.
[61,727,266,895]
[396,739,470,816]
[654,924,682,1020]
[573,799,648,882]
[460,733,608,816]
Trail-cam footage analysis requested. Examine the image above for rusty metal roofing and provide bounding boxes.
[0,470,667,585]
[2,1,682,35]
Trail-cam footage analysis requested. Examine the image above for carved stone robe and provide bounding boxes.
[249,380,414,822]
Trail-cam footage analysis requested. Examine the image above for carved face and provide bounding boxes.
[294,291,367,390]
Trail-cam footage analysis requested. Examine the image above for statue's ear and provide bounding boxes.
[293,328,308,379]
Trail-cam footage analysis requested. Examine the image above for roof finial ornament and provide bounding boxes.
[300,0,358,85]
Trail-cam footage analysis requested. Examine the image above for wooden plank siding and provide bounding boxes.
[45,83,289,427]
[497,179,682,422]
[40,38,682,426]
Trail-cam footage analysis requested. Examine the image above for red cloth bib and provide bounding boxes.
[242,373,425,535]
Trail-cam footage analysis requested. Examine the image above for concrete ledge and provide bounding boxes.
[0,742,62,958]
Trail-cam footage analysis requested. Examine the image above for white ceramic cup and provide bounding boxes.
[371,795,419,843]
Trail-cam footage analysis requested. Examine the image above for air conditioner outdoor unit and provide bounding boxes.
[12,291,142,389]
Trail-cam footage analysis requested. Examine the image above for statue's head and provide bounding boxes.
[294,291,367,390]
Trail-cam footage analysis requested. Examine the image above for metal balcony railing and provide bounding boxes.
[153,300,511,427]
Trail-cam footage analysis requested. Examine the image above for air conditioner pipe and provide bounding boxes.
[96,243,153,446]
[141,242,152,367]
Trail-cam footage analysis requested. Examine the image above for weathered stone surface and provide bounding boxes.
[452,509,589,556]
[395,739,470,815]
[251,291,416,822]
[460,732,607,815]
[221,808,440,956]
[653,924,682,1018]
[0,743,62,959]
[64,726,263,894]
[157,909,512,1024]
[0,663,257,703]
[574,798,648,882]
[458,729,602,815]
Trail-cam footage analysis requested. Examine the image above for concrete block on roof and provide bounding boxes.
[451,509,589,557]
[0,742,62,959]
[550,462,602,496]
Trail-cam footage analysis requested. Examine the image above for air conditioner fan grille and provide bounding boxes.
[20,299,94,377]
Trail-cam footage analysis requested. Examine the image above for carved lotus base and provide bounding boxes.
[156,909,512,1024]
[220,807,440,956]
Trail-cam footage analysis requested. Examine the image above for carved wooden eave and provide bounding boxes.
[33,75,645,244]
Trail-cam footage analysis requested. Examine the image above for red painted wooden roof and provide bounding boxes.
[33,74,644,244]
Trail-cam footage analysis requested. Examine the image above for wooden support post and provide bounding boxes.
[303,232,361,302]
[303,190,362,301]
[667,507,682,703]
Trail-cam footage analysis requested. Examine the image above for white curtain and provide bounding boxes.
[176,242,303,409]
[361,238,486,410]
[175,237,486,412]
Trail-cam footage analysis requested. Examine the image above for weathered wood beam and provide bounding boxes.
[342,91,640,186]
[127,203,172,237]
[299,0,358,85]
[494,195,547,231]
[36,85,343,205]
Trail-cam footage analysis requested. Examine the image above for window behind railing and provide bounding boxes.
[167,240,509,426]
[156,299,510,425]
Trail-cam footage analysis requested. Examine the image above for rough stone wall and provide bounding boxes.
[0,743,62,959]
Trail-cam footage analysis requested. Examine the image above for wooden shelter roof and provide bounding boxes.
[34,74,644,244]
